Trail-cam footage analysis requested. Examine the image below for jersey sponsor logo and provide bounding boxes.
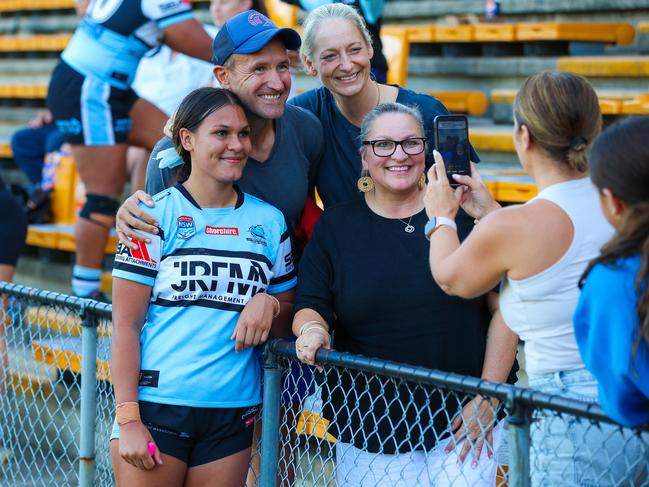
[115,237,160,270]
[154,254,271,307]
[176,215,196,240]
[206,226,239,236]
[160,0,186,11]
[246,225,267,246]
[248,12,272,27]
[138,369,159,388]
[242,406,258,427]
[55,118,81,136]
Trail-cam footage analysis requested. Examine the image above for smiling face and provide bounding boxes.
[308,19,373,98]
[217,39,291,120]
[362,112,426,195]
[181,104,252,185]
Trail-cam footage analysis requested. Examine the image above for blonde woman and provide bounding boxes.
[288,3,478,208]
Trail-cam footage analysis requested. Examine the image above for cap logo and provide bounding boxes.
[248,12,272,27]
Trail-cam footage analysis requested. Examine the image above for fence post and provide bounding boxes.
[260,342,284,487]
[507,392,531,487]
[78,305,98,487]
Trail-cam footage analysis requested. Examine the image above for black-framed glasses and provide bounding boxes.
[362,137,427,157]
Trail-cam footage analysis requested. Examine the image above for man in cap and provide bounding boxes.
[116,10,323,254]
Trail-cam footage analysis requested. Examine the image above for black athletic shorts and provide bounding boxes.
[112,401,258,467]
[0,185,27,266]
[47,61,137,145]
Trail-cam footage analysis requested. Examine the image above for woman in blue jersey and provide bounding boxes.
[575,116,649,428]
[110,87,296,486]
[47,0,213,301]
[289,3,477,208]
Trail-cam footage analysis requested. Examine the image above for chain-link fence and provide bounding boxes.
[1,282,648,487]
[260,339,649,487]
[0,282,112,486]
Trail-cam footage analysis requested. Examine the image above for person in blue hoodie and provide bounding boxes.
[575,116,649,428]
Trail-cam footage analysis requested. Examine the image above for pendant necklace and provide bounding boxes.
[398,216,415,233]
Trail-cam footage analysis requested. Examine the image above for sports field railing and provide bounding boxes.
[260,340,649,487]
[0,282,647,487]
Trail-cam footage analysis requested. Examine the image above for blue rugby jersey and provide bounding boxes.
[112,185,296,407]
[62,0,193,89]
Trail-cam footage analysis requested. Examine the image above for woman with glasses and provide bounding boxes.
[292,102,517,487]
[288,3,478,208]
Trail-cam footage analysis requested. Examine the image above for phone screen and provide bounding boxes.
[435,117,470,181]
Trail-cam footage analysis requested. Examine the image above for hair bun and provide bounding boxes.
[569,136,588,152]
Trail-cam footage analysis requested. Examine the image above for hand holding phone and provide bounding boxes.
[433,115,471,186]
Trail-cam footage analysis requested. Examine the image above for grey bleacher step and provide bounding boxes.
[384,0,649,19]
[0,59,57,77]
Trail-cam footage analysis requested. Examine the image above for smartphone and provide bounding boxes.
[433,114,471,185]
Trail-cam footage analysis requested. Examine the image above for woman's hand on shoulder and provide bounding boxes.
[118,421,162,470]
[232,293,277,352]
[115,191,158,250]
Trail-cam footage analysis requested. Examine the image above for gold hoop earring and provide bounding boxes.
[418,174,426,190]
[357,170,374,193]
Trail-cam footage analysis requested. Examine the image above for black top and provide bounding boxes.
[295,199,497,453]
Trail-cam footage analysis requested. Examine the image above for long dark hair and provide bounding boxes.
[171,87,246,181]
[581,116,649,363]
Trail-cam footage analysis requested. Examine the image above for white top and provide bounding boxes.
[132,24,219,116]
[499,177,614,376]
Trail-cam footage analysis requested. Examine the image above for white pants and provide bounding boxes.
[335,422,504,487]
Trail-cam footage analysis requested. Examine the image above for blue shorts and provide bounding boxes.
[255,338,315,406]
[110,401,257,467]
[47,61,136,145]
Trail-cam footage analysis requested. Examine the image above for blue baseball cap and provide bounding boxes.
[212,10,302,65]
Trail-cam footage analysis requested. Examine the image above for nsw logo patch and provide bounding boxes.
[177,216,196,240]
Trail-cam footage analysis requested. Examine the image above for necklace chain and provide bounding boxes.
[375,81,381,107]
[398,215,415,233]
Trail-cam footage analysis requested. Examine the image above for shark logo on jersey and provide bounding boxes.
[177,216,196,240]
[246,225,267,246]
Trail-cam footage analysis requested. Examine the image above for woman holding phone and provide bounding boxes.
[423,71,644,485]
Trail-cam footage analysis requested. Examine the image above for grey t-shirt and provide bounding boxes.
[146,104,324,233]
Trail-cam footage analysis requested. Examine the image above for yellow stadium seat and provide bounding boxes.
[621,94,649,115]
[557,56,649,77]
[473,24,516,42]
[32,339,111,382]
[435,25,474,43]
[296,410,337,443]
[0,34,72,52]
[515,22,635,46]
[381,28,410,86]
[0,142,12,159]
[427,91,488,116]
[264,0,298,29]
[470,128,515,153]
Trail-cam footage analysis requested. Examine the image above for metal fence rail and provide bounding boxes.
[0,282,647,487]
[261,339,649,487]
